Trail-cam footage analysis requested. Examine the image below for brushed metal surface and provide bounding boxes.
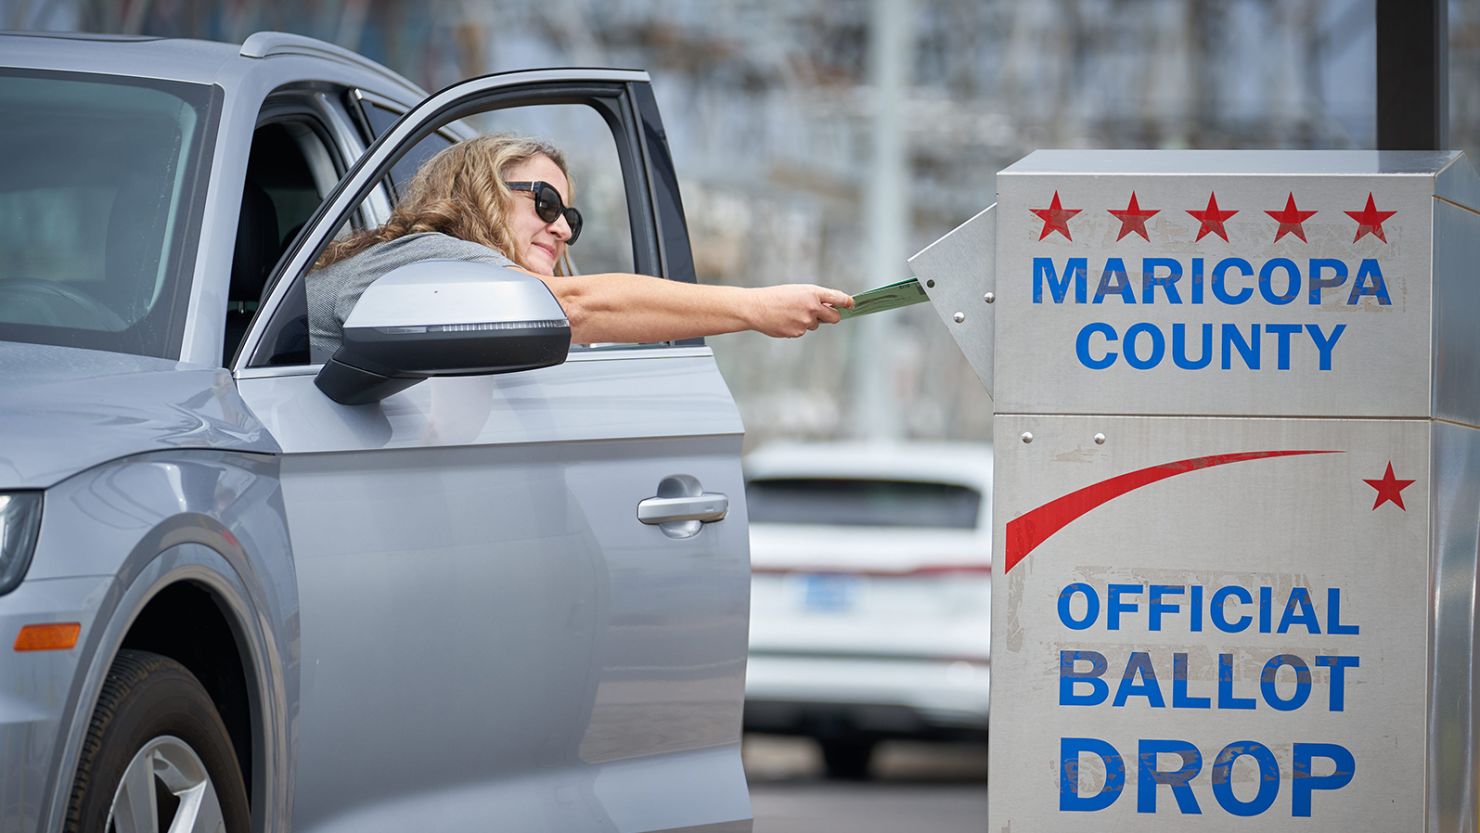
[1002,149,1464,177]
[941,150,1480,832]
[1432,200,1480,429]
[993,150,1451,418]
[990,414,1430,832]
[1435,152,1480,213]
[910,203,997,397]
[1427,422,1480,833]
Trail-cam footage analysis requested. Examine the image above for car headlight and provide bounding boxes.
[0,493,43,596]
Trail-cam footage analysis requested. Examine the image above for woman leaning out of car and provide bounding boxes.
[307,133,853,358]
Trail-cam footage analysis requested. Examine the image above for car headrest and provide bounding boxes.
[231,181,280,305]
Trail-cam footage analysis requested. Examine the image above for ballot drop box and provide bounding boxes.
[910,151,1480,832]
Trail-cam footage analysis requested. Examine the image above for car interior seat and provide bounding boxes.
[224,120,339,367]
[223,180,279,365]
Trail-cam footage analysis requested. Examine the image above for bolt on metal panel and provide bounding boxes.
[910,203,997,396]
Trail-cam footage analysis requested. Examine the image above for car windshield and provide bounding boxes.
[0,70,216,358]
[745,477,982,530]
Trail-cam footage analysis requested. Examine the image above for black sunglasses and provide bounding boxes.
[505,180,583,245]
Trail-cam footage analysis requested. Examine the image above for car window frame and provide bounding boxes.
[222,90,362,367]
[345,87,466,203]
[235,69,692,371]
[253,86,379,228]
[254,99,343,187]
[353,85,649,293]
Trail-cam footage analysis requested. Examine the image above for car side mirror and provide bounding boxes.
[315,260,571,405]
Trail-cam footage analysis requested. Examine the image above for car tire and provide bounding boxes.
[820,737,876,781]
[64,649,251,833]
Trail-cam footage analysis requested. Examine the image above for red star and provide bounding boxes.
[1345,193,1397,243]
[1363,461,1415,511]
[1266,193,1318,243]
[1108,192,1159,241]
[1187,193,1237,242]
[1030,191,1081,241]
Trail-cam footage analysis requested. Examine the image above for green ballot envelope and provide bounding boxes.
[838,277,929,320]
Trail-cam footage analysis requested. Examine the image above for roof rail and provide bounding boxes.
[239,31,425,100]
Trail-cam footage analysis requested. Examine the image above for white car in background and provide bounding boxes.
[743,442,993,779]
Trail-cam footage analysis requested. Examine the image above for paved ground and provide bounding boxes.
[744,735,989,833]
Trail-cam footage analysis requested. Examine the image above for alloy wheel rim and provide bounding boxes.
[106,735,226,833]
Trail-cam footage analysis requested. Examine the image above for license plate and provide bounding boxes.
[800,573,858,613]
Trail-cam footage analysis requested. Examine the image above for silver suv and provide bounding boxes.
[1,31,751,833]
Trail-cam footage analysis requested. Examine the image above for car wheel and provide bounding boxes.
[65,649,251,833]
[820,737,877,781]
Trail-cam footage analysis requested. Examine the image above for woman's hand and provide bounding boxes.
[744,284,855,338]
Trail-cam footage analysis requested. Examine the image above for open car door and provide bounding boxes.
[232,70,752,833]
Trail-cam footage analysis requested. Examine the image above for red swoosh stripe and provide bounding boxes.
[1004,450,1339,573]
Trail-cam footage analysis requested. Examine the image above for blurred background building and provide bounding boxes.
[4,0,1475,448]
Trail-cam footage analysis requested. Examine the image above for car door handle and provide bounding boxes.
[637,493,729,525]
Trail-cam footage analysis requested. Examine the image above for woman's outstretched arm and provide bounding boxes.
[538,272,854,344]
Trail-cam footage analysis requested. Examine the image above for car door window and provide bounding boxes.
[241,74,690,370]
[349,92,457,200]
[473,105,635,279]
[351,100,636,282]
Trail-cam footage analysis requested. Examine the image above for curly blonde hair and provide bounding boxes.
[316,133,574,273]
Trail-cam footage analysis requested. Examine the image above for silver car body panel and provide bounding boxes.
[1,575,112,832]
[235,346,753,832]
[0,33,239,85]
[10,450,299,833]
[0,342,277,489]
[237,31,426,103]
[0,333,292,833]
